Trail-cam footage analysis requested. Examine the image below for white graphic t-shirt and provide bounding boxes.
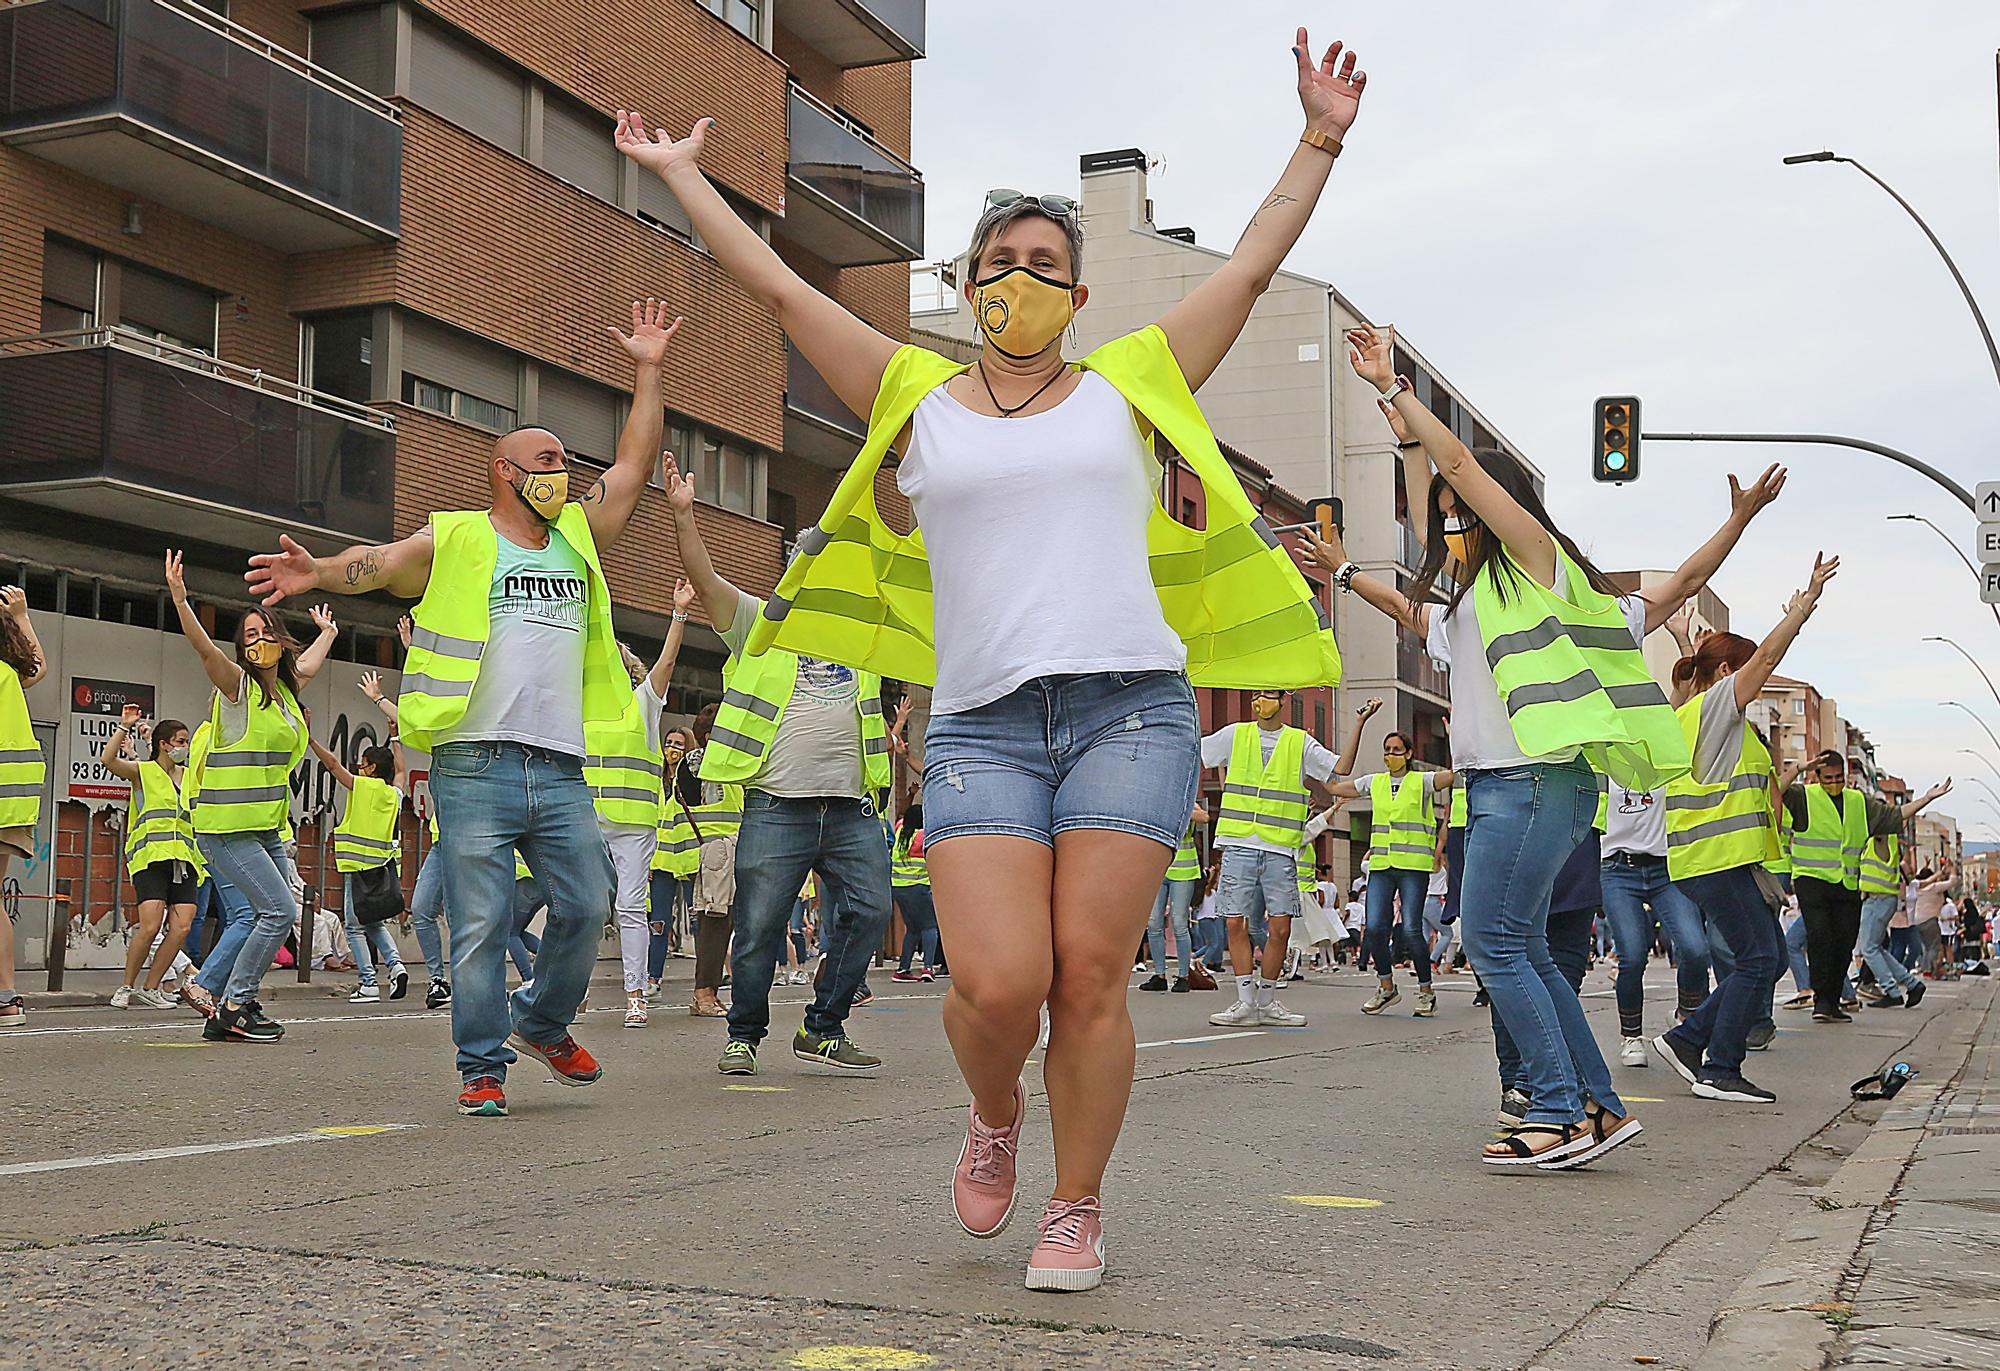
[435,521,590,757]
[721,588,866,798]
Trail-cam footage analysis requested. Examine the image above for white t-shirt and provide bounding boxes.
[1201,723,1339,855]
[896,371,1186,715]
[1426,867,1448,898]
[721,589,866,799]
[1603,783,1667,858]
[1425,574,1649,772]
[436,519,590,757]
[214,664,303,750]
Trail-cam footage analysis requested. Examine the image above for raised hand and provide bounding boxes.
[1295,522,1349,576]
[309,604,337,635]
[1345,325,1394,390]
[164,549,188,603]
[120,703,144,728]
[672,576,697,613]
[613,109,712,179]
[397,614,413,649]
[0,586,26,622]
[608,297,684,369]
[245,535,317,607]
[1293,29,1366,139]
[359,670,383,701]
[1357,696,1383,721]
[1729,464,1788,522]
[662,455,696,516]
[1785,553,1839,617]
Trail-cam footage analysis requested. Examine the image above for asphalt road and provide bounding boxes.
[0,959,1975,1371]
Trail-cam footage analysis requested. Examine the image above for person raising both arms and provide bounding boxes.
[308,706,410,1004]
[0,586,47,1028]
[100,706,207,1012]
[612,27,1356,1290]
[1327,695,1454,1017]
[167,552,336,1043]
[245,300,684,1119]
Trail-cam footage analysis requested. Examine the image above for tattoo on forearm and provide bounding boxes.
[579,480,605,506]
[1249,193,1297,228]
[343,548,384,588]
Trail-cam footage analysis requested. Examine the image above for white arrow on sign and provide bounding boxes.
[1985,567,2000,604]
[1980,482,2000,520]
[1978,526,2000,565]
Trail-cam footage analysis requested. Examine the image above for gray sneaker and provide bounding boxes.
[793,1028,881,1073]
[718,1041,758,1076]
[1745,1020,1776,1052]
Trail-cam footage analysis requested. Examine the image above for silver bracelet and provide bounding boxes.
[1334,561,1359,593]
[671,611,689,623]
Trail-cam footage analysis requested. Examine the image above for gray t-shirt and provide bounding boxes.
[436,520,590,757]
[721,588,866,799]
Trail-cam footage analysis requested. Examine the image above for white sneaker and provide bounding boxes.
[109,985,133,1009]
[134,987,178,1010]
[1259,999,1307,1027]
[790,968,810,984]
[1209,999,1260,1027]
[624,995,649,1029]
[348,984,379,1003]
[1620,1036,1649,1067]
[643,979,661,1002]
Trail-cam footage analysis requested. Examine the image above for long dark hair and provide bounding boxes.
[1411,449,1619,612]
[0,614,40,678]
[149,718,189,761]
[235,608,302,709]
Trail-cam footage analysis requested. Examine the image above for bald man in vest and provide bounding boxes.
[245,299,684,1119]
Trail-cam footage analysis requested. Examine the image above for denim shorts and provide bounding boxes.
[922,670,1199,850]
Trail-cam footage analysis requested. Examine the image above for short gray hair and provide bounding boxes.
[965,199,1083,280]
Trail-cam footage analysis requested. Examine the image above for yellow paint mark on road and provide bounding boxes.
[313,1126,397,1136]
[722,1084,791,1093]
[1284,1195,1384,1209]
[789,1347,936,1370]
[1623,1096,1666,1103]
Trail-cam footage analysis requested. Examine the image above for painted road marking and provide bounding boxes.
[790,1348,935,1370]
[1623,1096,1666,1104]
[0,1124,415,1177]
[1285,1195,1384,1208]
[722,1085,790,1093]
[1136,1030,1266,1049]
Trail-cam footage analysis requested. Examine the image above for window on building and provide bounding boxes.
[540,91,620,203]
[40,238,97,334]
[400,315,520,432]
[1793,699,1805,715]
[694,0,761,41]
[303,310,374,404]
[409,17,526,155]
[535,366,620,466]
[720,443,754,513]
[637,173,696,244]
[1290,697,1304,728]
[119,262,218,354]
[307,6,389,93]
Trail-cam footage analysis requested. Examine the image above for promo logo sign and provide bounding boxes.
[68,677,154,801]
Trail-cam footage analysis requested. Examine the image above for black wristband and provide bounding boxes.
[1397,440,1422,450]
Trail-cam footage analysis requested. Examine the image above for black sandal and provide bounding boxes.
[1539,1103,1645,1171]
[1482,1122,1583,1168]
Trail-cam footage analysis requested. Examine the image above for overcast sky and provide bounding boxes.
[911,0,2000,837]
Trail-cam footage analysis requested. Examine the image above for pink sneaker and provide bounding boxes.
[1026,1195,1105,1292]
[953,1078,1025,1238]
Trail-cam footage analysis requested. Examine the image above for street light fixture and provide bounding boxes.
[1785,150,2000,387]
[1927,636,2000,708]
[1958,749,2000,791]
[1893,519,2000,631]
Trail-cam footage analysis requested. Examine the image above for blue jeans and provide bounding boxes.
[1667,867,1781,1074]
[1459,760,1624,1126]
[1492,905,1592,1092]
[343,874,406,986]
[194,876,254,997]
[1888,924,1920,970]
[510,875,544,980]
[429,742,612,1083]
[1601,855,1712,1035]
[1148,877,1198,978]
[1858,894,1919,997]
[648,872,692,982]
[896,882,940,972]
[196,830,299,1007]
[1365,867,1431,984]
[1196,916,1228,966]
[729,793,892,1047]
[410,848,448,982]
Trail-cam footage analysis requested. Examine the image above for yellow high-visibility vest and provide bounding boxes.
[1215,724,1309,847]
[1794,784,1867,890]
[585,695,663,829]
[1859,832,1901,896]
[1664,693,1778,881]
[333,775,402,874]
[698,649,889,792]
[125,759,201,878]
[191,678,304,835]
[0,661,41,830]
[1368,771,1437,873]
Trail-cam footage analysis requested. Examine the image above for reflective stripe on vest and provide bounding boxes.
[124,760,201,876]
[0,664,41,830]
[698,649,889,792]
[585,694,663,829]
[1368,771,1437,873]
[891,827,928,888]
[333,775,402,873]
[1664,695,1776,882]
[1166,824,1202,882]
[1797,784,1867,889]
[397,506,633,752]
[1474,548,1689,792]
[192,679,303,835]
[1214,725,1309,846]
[1594,771,1611,833]
[1859,832,1901,896]
[654,793,701,877]
[1441,784,1467,830]
[742,325,1341,691]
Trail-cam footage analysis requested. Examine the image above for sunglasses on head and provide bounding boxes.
[986,188,1079,219]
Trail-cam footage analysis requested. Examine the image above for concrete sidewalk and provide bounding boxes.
[1699,973,2000,1369]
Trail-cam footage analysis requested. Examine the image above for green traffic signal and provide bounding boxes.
[1593,396,1641,484]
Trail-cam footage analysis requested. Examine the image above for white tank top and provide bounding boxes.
[896,371,1186,715]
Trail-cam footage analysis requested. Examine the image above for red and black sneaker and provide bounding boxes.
[507,1031,602,1086]
[457,1076,508,1117]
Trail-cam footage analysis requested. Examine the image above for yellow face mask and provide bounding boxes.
[507,463,569,523]
[1443,516,1478,569]
[1251,695,1284,722]
[243,640,281,670]
[971,266,1076,361]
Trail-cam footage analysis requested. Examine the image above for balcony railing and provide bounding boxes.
[1397,636,1451,703]
[0,327,396,547]
[781,84,923,266]
[0,0,402,249]
[774,0,923,68]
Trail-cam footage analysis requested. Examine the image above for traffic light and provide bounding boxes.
[1592,396,1640,484]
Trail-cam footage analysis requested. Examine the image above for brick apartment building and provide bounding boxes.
[0,0,926,975]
